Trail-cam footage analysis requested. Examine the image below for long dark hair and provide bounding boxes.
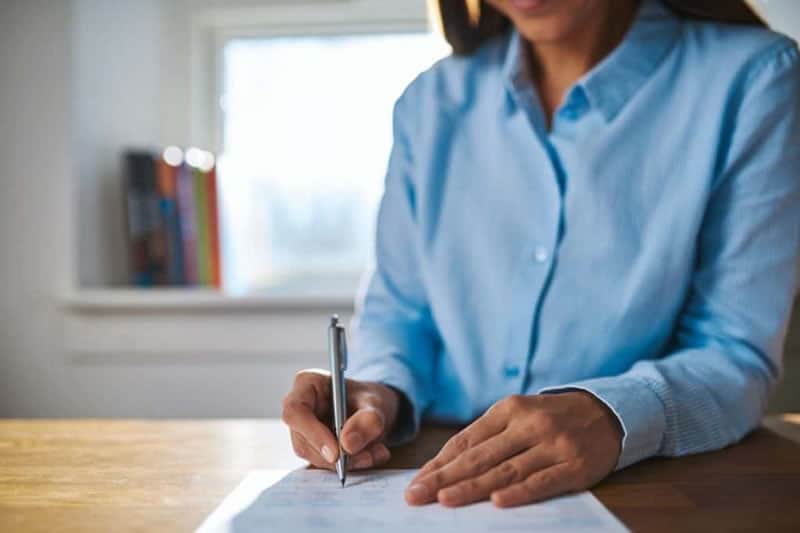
[435,0,766,55]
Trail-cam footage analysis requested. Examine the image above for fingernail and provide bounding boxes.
[406,483,429,502]
[347,432,364,451]
[321,445,335,463]
[490,492,506,507]
[439,486,462,503]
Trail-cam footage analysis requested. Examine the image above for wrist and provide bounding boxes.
[382,384,413,443]
[573,390,624,452]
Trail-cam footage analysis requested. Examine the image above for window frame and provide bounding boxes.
[191,0,435,155]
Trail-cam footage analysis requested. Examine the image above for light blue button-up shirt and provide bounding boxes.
[350,0,800,469]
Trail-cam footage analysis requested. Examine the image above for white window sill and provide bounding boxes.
[62,288,356,366]
[63,287,356,313]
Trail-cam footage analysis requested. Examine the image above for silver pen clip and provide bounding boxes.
[338,324,348,372]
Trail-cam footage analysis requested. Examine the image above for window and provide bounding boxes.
[218,31,449,296]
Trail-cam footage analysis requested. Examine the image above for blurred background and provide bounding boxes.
[0,0,798,419]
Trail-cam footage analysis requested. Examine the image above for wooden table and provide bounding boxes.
[1,417,799,533]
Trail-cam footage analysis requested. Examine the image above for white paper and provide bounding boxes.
[197,469,628,533]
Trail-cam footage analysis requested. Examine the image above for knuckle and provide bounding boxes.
[424,458,444,472]
[498,461,523,484]
[450,434,471,454]
[280,399,297,424]
[555,433,581,456]
[428,469,447,488]
[468,447,494,473]
[290,436,309,458]
[503,394,525,411]
[361,390,384,410]
[535,469,557,491]
[361,407,385,432]
[464,478,481,496]
[532,411,555,434]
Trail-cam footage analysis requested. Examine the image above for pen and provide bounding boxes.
[328,315,348,487]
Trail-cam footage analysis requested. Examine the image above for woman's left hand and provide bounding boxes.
[404,391,623,508]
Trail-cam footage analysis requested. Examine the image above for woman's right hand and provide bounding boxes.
[281,370,401,470]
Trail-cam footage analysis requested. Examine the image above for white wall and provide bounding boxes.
[752,0,800,40]
[0,0,798,419]
[0,0,76,415]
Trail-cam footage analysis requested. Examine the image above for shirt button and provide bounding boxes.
[503,365,520,378]
[534,246,549,263]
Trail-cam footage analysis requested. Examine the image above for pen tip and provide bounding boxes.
[340,478,345,487]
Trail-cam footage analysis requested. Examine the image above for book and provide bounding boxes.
[156,158,185,285]
[123,151,166,286]
[176,159,199,285]
[193,165,211,286]
[206,165,222,288]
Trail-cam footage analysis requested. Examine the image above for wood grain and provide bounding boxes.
[0,418,798,532]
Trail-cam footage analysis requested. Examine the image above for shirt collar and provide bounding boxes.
[501,0,682,122]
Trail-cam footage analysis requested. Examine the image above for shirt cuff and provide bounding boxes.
[538,376,666,470]
[348,357,424,447]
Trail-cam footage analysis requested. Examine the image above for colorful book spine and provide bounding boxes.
[176,161,199,285]
[206,165,222,288]
[156,158,185,285]
[193,166,211,286]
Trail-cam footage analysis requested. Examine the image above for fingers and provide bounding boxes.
[435,446,554,507]
[291,430,391,472]
[413,408,508,481]
[282,372,339,463]
[290,431,335,470]
[490,463,575,508]
[402,392,618,508]
[283,375,401,473]
[283,400,339,462]
[341,406,385,455]
[405,432,530,505]
[349,442,392,470]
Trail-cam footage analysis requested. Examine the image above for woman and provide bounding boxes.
[282,0,800,508]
